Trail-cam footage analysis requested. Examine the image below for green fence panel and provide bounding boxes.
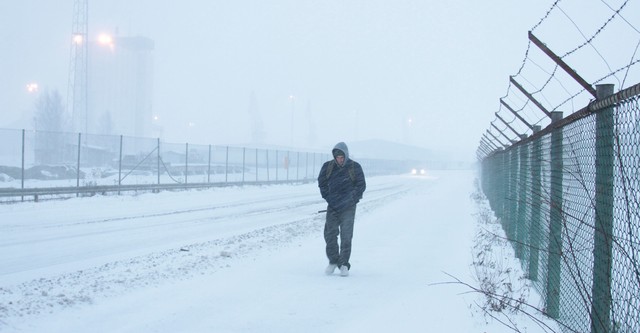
[479,84,640,332]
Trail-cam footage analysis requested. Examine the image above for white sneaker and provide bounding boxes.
[340,266,349,277]
[325,264,338,275]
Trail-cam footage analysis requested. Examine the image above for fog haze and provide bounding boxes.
[0,1,581,160]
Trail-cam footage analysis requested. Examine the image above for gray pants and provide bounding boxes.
[324,205,356,269]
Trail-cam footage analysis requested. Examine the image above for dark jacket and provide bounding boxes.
[318,142,366,212]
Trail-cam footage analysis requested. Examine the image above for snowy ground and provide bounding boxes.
[0,170,558,332]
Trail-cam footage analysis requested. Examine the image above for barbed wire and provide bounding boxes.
[480,0,640,156]
[622,40,640,87]
[593,56,640,86]
[599,0,640,34]
[529,62,560,94]
[561,0,630,58]
[514,42,533,78]
[552,57,640,112]
[530,0,562,32]
[557,5,616,86]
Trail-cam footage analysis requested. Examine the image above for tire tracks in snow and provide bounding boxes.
[0,178,416,329]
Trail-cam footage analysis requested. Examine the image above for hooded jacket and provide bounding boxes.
[318,142,366,211]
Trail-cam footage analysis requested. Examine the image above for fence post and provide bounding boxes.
[529,125,542,281]
[296,151,300,181]
[225,146,229,183]
[508,146,518,243]
[516,135,529,259]
[590,83,615,333]
[157,138,161,186]
[502,151,509,223]
[118,135,123,194]
[304,152,309,179]
[21,129,25,202]
[495,151,503,216]
[256,149,258,182]
[495,151,505,222]
[546,111,564,319]
[76,133,81,195]
[493,153,501,219]
[185,143,189,184]
[207,144,212,183]
[242,147,246,184]
[483,153,494,214]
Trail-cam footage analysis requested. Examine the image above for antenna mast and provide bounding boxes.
[67,0,89,133]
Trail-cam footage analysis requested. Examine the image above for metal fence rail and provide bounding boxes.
[0,180,307,201]
[480,82,640,332]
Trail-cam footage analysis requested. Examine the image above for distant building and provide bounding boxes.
[88,35,154,138]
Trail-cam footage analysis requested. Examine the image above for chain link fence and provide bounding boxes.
[0,129,416,201]
[480,83,640,332]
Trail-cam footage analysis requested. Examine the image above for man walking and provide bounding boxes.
[318,142,366,277]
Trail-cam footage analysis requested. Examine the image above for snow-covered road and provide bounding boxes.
[1,176,410,283]
[0,170,554,332]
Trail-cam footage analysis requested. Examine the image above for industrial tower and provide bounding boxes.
[67,0,89,134]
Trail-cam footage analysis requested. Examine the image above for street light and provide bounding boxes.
[403,116,414,145]
[26,83,39,93]
[98,33,113,46]
[96,33,115,53]
[72,34,84,45]
[151,115,163,138]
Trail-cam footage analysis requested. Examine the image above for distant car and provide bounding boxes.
[411,168,426,176]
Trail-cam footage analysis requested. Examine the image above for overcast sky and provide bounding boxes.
[2,1,638,160]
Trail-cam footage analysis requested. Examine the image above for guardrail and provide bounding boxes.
[0,179,314,202]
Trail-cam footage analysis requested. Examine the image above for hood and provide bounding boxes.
[332,142,350,161]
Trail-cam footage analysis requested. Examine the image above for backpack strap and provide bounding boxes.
[326,160,356,183]
[326,160,335,179]
[348,163,355,183]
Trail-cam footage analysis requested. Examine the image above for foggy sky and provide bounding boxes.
[2,1,636,160]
